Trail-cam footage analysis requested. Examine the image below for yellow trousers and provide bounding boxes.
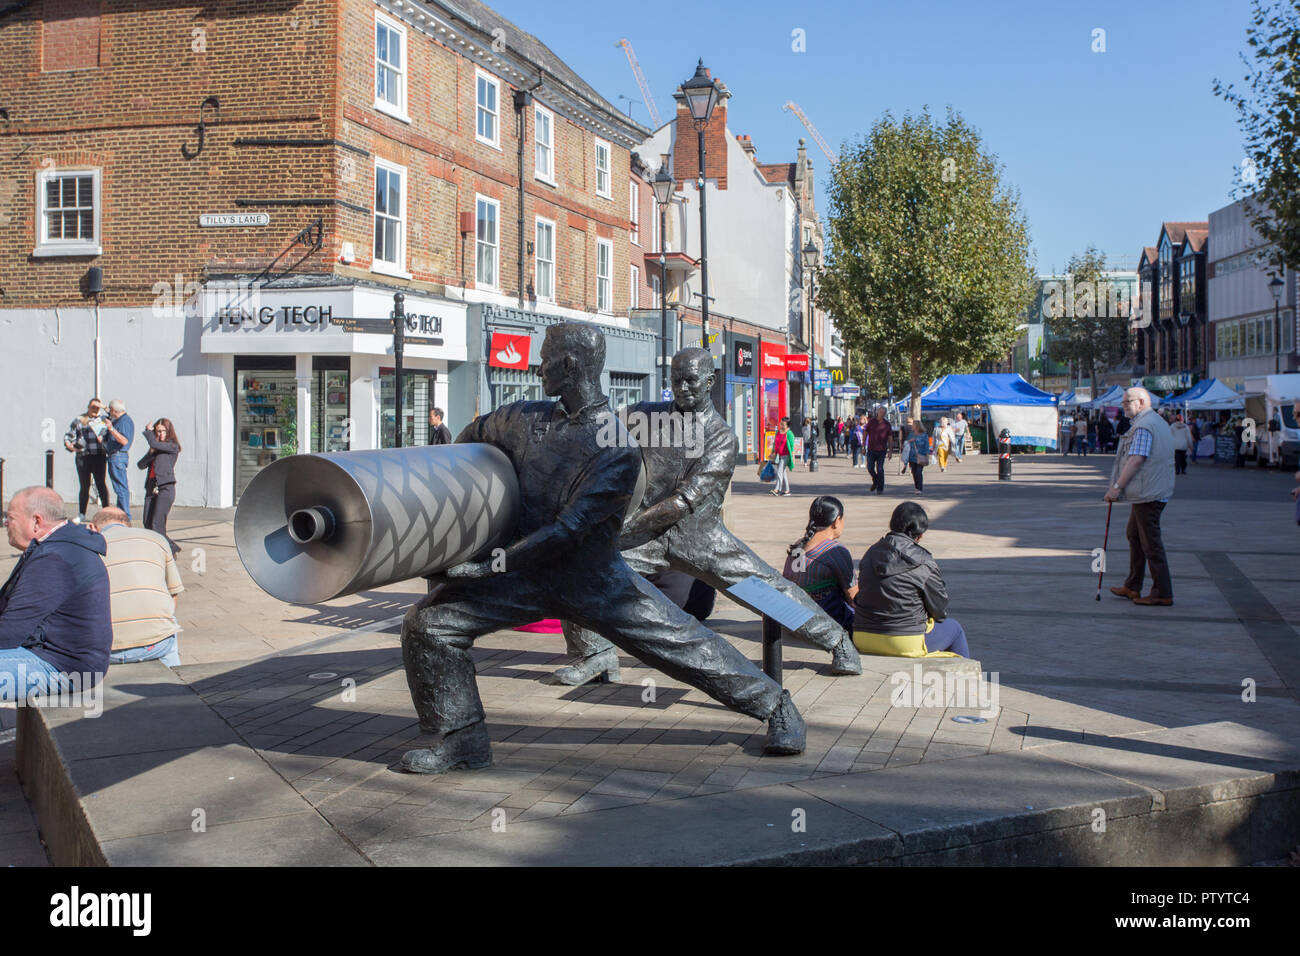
[937,446,949,469]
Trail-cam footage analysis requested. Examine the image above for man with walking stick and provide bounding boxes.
[1103,388,1176,606]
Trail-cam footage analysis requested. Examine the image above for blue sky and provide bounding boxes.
[488,0,1255,273]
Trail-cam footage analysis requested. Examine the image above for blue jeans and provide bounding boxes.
[108,634,180,667]
[954,434,965,459]
[927,618,970,658]
[0,647,73,702]
[107,452,131,520]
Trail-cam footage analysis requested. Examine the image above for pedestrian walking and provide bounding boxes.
[951,412,967,461]
[906,422,929,494]
[1105,388,1176,606]
[102,399,135,521]
[1097,414,1114,454]
[770,416,796,497]
[850,415,865,468]
[1187,416,1200,464]
[138,418,181,556]
[1169,413,1191,476]
[934,416,954,472]
[1074,415,1089,457]
[427,407,453,445]
[64,398,111,522]
[801,418,815,466]
[823,414,836,457]
[865,407,892,494]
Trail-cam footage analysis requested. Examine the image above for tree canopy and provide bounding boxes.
[816,107,1036,421]
[1214,0,1300,270]
[1045,246,1130,398]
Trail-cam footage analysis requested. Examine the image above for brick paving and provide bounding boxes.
[4,449,1299,862]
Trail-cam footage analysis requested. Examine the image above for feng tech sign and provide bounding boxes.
[216,305,334,327]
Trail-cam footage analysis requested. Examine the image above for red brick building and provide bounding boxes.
[0,0,655,505]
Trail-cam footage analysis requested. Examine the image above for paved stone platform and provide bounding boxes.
[6,451,1300,864]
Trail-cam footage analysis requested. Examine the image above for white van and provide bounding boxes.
[1242,374,1300,468]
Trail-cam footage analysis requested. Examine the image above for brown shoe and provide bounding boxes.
[1133,594,1173,606]
[1109,586,1140,600]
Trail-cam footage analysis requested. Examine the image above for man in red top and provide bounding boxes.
[865,407,893,495]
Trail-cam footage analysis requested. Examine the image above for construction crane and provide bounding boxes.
[783,101,837,166]
[616,38,662,129]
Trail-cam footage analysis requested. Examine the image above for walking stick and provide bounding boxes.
[1095,500,1113,601]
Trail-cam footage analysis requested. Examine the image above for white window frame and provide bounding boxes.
[630,264,639,309]
[594,138,611,199]
[649,200,658,253]
[596,237,612,313]
[651,273,661,304]
[374,13,410,123]
[476,69,500,149]
[372,159,409,278]
[34,167,101,257]
[534,216,556,302]
[534,104,555,185]
[476,194,500,290]
[629,181,640,245]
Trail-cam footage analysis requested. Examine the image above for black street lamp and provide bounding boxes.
[680,59,721,353]
[652,165,676,395]
[1270,275,1284,374]
[801,238,820,419]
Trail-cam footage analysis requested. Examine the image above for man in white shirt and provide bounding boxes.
[89,508,184,666]
[951,412,968,461]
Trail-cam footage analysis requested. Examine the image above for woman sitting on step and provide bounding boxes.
[852,501,971,658]
[781,495,857,631]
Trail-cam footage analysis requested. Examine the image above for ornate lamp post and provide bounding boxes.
[801,238,820,420]
[652,165,676,395]
[1270,275,1284,374]
[680,60,721,352]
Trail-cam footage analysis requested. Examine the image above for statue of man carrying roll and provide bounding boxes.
[399,323,805,774]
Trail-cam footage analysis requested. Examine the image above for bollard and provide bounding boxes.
[998,428,1012,480]
[45,449,54,489]
[761,614,783,685]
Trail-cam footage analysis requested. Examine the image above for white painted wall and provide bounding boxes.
[639,121,794,336]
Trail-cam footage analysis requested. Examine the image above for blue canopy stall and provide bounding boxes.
[896,374,1059,449]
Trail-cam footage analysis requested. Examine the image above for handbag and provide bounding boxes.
[759,460,777,483]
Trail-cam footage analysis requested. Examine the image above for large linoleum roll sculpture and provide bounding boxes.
[234,444,520,605]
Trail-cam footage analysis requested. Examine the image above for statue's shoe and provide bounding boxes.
[548,648,621,686]
[763,690,806,755]
[399,722,492,774]
[829,633,863,676]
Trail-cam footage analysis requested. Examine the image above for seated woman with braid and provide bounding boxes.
[781,495,857,631]
[852,501,971,658]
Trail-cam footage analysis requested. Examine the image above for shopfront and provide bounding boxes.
[759,340,787,457]
[726,331,758,463]
[446,304,657,425]
[200,281,467,506]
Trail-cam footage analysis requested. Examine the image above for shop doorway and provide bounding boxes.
[234,356,297,501]
[380,368,434,447]
[311,357,351,453]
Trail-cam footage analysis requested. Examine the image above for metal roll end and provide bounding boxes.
[288,506,335,544]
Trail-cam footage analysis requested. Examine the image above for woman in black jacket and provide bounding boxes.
[138,418,181,555]
[851,501,970,657]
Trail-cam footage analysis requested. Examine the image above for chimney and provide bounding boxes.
[737,134,757,161]
[672,75,731,191]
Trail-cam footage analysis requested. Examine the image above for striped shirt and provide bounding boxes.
[99,524,184,650]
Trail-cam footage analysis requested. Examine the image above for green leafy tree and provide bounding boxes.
[1044,246,1129,397]
[1214,0,1300,271]
[816,108,1035,422]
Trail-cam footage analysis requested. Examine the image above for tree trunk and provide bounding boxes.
[909,351,922,426]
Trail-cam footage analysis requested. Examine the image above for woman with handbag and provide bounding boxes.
[907,422,930,494]
[769,416,796,496]
[138,418,182,556]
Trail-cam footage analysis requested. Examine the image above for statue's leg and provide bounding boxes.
[549,537,672,685]
[562,561,804,754]
[398,578,543,774]
[667,524,862,676]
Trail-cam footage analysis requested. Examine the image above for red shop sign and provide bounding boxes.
[759,342,787,379]
[785,353,810,372]
[488,331,531,369]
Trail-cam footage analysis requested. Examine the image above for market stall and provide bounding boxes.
[896,373,1059,450]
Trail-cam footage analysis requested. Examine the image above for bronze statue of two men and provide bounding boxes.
[399,323,859,774]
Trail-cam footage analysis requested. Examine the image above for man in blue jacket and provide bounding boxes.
[103,399,135,521]
[1,486,112,700]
